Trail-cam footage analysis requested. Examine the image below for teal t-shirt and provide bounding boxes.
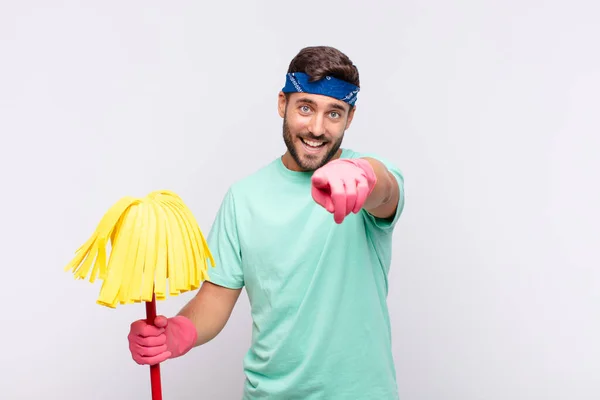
[206,148,405,400]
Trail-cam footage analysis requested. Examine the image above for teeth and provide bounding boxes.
[302,138,324,147]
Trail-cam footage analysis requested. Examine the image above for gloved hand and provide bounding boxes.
[311,158,377,224]
[128,315,197,365]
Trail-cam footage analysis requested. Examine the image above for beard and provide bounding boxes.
[282,116,344,172]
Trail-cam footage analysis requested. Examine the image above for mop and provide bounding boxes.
[64,190,215,399]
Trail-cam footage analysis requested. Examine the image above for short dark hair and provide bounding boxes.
[286,46,360,88]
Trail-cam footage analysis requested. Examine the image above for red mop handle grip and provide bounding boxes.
[145,294,163,400]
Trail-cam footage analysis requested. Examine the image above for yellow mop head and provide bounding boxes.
[64,190,215,308]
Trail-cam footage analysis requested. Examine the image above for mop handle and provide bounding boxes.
[145,294,163,400]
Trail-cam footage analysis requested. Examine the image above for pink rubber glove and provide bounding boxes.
[311,158,378,224]
[128,315,197,366]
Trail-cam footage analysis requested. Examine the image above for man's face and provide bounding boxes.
[278,92,355,172]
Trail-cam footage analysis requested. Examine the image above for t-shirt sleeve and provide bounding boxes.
[205,188,245,289]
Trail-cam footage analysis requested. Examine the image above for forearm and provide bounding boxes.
[361,157,397,212]
[177,281,242,347]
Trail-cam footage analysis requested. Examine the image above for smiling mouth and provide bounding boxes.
[300,137,327,150]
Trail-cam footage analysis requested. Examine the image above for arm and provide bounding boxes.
[177,281,242,347]
[361,157,400,220]
[127,281,241,365]
[311,156,402,224]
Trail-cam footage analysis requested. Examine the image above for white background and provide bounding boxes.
[1,1,598,399]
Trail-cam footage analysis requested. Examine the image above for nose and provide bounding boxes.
[308,114,326,137]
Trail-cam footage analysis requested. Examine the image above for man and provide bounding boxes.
[128,46,405,399]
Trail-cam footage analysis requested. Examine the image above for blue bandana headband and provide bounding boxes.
[282,72,360,106]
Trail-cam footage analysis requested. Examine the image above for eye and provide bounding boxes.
[330,111,341,119]
[300,105,311,113]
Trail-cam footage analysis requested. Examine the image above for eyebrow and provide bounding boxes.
[295,97,347,112]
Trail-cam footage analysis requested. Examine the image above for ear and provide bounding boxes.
[278,91,287,118]
[345,105,357,130]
